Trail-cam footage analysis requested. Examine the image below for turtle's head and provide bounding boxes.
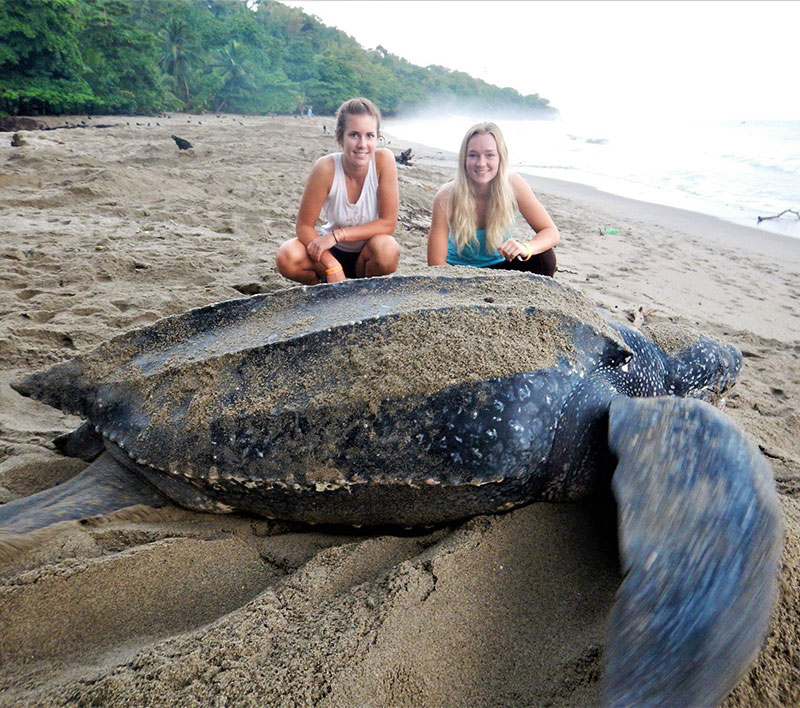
[604,320,743,403]
[642,323,743,401]
[673,337,742,400]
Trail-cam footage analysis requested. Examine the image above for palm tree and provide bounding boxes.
[159,17,196,107]
[211,41,256,112]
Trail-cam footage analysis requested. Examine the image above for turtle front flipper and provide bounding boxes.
[0,452,169,546]
[603,396,782,708]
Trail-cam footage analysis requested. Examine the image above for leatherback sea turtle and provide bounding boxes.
[1,271,781,707]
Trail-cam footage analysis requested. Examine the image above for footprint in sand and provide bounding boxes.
[72,306,107,317]
[19,310,56,324]
[115,312,160,329]
[111,300,132,312]
[15,289,42,301]
[11,327,76,350]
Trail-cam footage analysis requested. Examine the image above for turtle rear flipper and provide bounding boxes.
[0,452,169,543]
[604,397,781,707]
[53,421,106,461]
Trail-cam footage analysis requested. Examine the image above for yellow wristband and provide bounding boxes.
[522,243,533,261]
[325,265,343,275]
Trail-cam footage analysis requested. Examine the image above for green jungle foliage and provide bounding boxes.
[0,0,556,117]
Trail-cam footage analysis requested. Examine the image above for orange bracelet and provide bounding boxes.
[325,265,343,275]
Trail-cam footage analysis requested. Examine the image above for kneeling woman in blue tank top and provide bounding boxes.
[427,122,559,276]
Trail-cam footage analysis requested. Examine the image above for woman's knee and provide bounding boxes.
[275,239,308,276]
[362,235,399,275]
[369,234,400,264]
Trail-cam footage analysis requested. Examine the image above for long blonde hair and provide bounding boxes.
[449,122,516,253]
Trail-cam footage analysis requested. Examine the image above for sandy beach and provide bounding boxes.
[1,113,799,707]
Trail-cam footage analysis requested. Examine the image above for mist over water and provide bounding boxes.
[385,108,800,240]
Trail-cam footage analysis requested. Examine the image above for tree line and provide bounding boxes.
[0,0,556,117]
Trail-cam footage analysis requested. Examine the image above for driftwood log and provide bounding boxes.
[40,123,120,131]
[757,209,800,223]
[395,148,413,166]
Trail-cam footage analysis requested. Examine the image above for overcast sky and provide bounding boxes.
[283,0,799,122]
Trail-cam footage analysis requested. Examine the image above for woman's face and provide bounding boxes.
[465,133,499,186]
[340,113,379,168]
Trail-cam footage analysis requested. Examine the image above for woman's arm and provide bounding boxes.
[296,156,341,270]
[427,184,451,265]
[296,156,333,245]
[499,172,560,260]
[329,148,399,245]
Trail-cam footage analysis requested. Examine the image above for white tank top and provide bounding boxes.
[320,152,379,253]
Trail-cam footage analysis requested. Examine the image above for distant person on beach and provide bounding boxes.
[276,97,399,284]
[427,121,559,276]
[307,105,313,118]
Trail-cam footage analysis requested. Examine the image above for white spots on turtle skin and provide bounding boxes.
[418,370,575,486]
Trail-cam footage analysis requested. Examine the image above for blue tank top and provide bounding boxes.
[446,229,505,267]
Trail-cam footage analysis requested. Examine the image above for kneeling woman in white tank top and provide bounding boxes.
[276,97,400,284]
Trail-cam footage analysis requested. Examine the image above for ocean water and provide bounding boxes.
[384,113,800,240]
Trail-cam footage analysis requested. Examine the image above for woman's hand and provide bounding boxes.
[306,232,337,262]
[499,238,532,261]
